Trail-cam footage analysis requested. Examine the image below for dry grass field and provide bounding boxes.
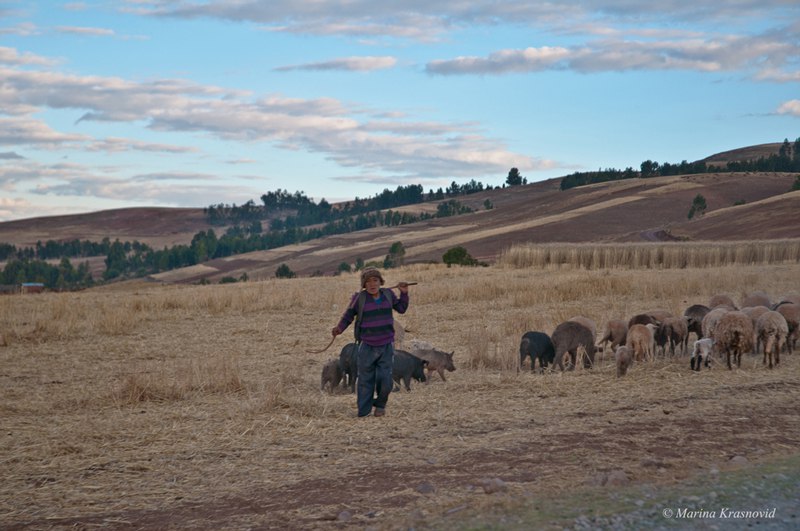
[2,252,800,529]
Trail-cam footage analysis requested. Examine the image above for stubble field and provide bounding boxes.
[1,257,799,529]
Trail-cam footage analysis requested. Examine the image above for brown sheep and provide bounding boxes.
[643,308,673,324]
[741,290,772,309]
[709,294,737,310]
[756,311,788,369]
[740,306,770,353]
[701,307,731,339]
[713,311,754,370]
[568,316,597,344]
[614,345,633,377]
[775,303,799,354]
[626,323,656,362]
[551,321,595,371]
[598,319,628,352]
[654,316,689,357]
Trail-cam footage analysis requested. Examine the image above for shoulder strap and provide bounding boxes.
[354,290,367,342]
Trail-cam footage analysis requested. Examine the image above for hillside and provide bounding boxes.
[1,142,798,283]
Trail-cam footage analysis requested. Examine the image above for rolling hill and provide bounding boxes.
[1,144,798,283]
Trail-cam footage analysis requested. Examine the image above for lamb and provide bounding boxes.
[626,323,656,362]
[701,307,731,339]
[614,345,633,377]
[690,338,715,371]
[741,290,772,309]
[755,311,789,369]
[709,294,737,310]
[654,316,689,357]
[683,304,710,342]
[774,303,799,354]
[598,319,628,352]
[713,311,754,370]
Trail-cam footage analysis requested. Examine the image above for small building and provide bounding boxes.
[21,282,45,294]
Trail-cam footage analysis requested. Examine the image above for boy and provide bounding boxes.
[332,268,409,417]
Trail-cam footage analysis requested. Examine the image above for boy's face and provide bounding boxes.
[365,276,381,295]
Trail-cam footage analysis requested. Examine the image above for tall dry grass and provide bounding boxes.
[499,239,800,270]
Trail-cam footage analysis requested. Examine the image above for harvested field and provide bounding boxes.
[1,263,799,529]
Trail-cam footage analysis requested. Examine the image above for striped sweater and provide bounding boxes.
[337,288,409,346]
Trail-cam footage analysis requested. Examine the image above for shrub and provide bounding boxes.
[443,246,478,267]
[275,264,296,278]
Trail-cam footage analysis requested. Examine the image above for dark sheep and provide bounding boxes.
[519,331,555,373]
[628,313,658,329]
[683,304,710,342]
[654,316,689,357]
[392,350,427,391]
[551,321,595,371]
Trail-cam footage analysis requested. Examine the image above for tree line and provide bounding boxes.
[560,137,800,190]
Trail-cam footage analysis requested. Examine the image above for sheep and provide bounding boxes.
[701,307,731,339]
[568,316,597,344]
[614,345,633,377]
[741,290,772,309]
[628,313,658,329]
[774,303,799,354]
[626,323,656,362]
[709,294,738,310]
[551,321,595,371]
[598,319,628,353]
[643,309,674,324]
[772,293,800,308]
[654,316,689,357]
[683,304,710,342]
[740,306,771,353]
[756,311,789,369]
[713,311,754,370]
[690,338,715,371]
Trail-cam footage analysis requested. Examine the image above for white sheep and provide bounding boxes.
[690,338,715,371]
[755,310,788,369]
[701,307,730,339]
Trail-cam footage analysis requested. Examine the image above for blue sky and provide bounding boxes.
[1,1,798,221]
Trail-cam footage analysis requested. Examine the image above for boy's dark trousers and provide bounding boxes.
[356,343,394,417]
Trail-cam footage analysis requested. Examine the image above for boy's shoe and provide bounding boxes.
[374,407,386,417]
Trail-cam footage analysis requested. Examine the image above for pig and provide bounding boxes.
[411,347,456,382]
[392,349,427,391]
[320,358,343,392]
[519,331,555,373]
[338,342,358,393]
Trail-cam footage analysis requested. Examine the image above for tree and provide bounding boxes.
[383,241,405,268]
[483,198,493,210]
[792,175,800,191]
[442,246,478,267]
[275,263,296,278]
[640,160,660,177]
[506,167,523,186]
[687,194,708,219]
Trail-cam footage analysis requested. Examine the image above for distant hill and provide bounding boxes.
[700,142,783,167]
[1,144,798,283]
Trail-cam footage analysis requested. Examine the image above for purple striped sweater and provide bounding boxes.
[336,288,409,346]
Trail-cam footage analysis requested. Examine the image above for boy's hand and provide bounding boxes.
[397,282,410,293]
[331,326,341,337]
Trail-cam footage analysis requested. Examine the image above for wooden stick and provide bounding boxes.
[387,282,418,289]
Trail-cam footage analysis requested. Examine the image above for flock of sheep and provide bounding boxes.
[520,290,800,377]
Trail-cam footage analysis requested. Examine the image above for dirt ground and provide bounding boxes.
[2,264,799,530]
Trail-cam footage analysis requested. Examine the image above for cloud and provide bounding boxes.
[55,26,116,36]
[0,22,40,36]
[132,1,799,40]
[0,117,89,146]
[425,30,800,79]
[275,56,397,72]
[0,46,55,66]
[0,151,25,160]
[777,100,800,117]
[86,137,200,154]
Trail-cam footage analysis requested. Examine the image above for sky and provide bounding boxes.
[1,1,799,222]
